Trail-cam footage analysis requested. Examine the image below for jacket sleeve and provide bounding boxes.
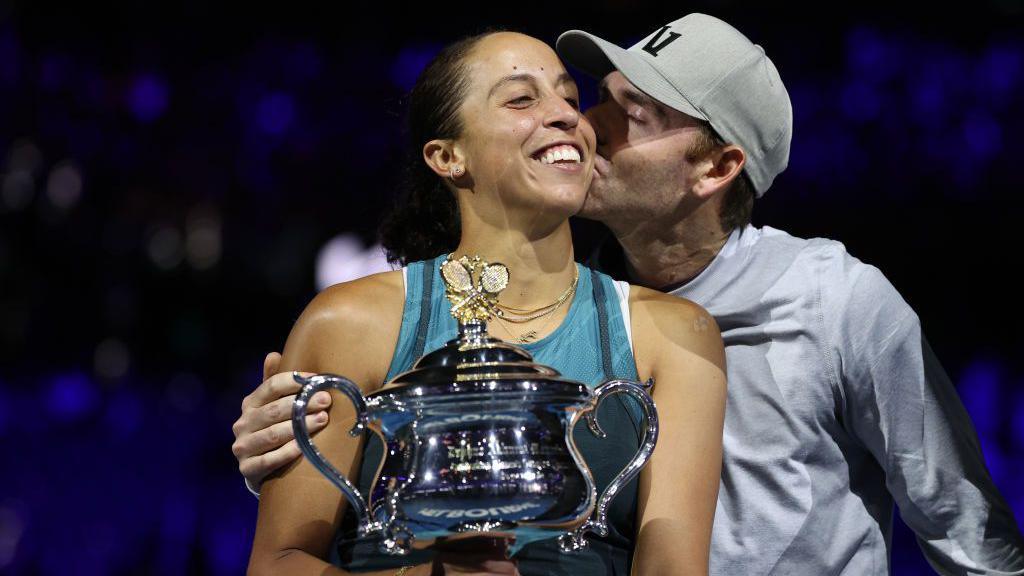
[830,260,1024,575]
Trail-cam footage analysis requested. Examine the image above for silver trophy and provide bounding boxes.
[292,255,658,555]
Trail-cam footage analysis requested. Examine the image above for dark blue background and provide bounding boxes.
[1,2,1022,574]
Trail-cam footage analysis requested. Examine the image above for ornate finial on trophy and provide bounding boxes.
[440,254,509,325]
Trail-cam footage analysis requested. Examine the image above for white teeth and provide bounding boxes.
[537,144,581,165]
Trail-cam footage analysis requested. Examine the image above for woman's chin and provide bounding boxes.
[538,183,587,212]
[488,181,587,225]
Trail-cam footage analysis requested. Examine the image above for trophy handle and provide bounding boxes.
[559,378,659,552]
[292,372,382,537]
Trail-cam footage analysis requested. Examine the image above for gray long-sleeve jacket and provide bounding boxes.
[672,223,1023,575]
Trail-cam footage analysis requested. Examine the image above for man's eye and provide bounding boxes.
[509,95,534,106]
[565,98,580,110]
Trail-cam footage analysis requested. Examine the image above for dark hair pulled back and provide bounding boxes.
[379,32,500,265]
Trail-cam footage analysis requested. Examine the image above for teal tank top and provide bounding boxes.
[334,255,644,575]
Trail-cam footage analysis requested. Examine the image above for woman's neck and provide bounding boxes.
[453,217,577,310]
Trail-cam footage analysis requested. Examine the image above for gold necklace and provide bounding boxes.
[495,281,576,343]
[495,266,579,323]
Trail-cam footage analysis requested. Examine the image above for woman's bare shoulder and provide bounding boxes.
[627,284,723,364]
[627,284,712,323]
[296,270,403,330]
[278,269,406,385]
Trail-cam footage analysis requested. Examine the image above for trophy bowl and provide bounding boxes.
[291,256,658,555]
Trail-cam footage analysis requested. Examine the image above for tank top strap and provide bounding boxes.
[411,257,435,359]
[589,268,640,383]
[384,259,430,383]
[589,267,615,380]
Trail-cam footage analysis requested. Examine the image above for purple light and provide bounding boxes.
[908,52,958,127]
[207,518,251,575]
[104,390,142,435]
[982,445,1007,489]
[962,110,1003,160]
[157,492,197,574]
[47,372,100,421]
[128,74,169,123]
[256,92,295,135]
[840,80,881,123]
[162,493,197,540]
[958,358,1001,439]
[390,45,441,91]
[0,383,8,436]
[975,45,1020,104]
[1012,389,1024,450]
[845,27,896,84]
[910,81,946,126]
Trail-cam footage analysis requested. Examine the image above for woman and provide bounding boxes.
[247,31,726,576]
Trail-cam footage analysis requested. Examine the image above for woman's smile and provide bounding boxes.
[530,142,586,174]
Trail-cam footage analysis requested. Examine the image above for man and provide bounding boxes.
[231,13,1024,574]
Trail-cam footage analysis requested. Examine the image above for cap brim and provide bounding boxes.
[556,30,707,121]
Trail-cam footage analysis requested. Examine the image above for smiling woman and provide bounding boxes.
[246,31,726,576]
[379,33,595,267]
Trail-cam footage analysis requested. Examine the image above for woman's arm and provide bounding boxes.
[627,287,727,576]
[246,271,421,576]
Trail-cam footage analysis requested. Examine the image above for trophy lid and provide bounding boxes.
[369,255,588,401]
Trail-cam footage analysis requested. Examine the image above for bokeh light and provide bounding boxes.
[128,74,170,123]
[315,234,394,290]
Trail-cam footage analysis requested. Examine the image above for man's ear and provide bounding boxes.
[692,145,746,200]
[423,139,466,179]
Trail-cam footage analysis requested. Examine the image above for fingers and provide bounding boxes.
[233,411,328,460]
[234,351,330,489]
[241,370,310,413]
[240,391,332,437]
[263,351,282,381]
[235,415,327,487]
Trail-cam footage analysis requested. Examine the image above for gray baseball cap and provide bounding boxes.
[557,13,792,197]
